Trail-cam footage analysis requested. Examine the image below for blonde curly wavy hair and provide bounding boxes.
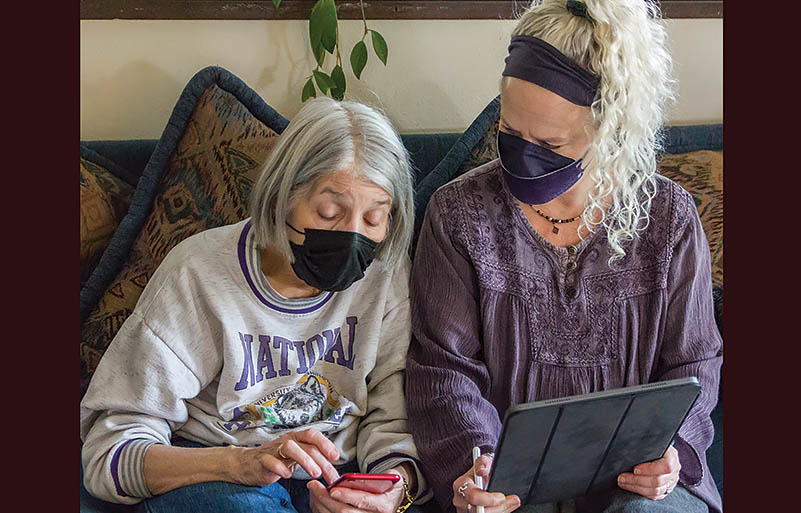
[510,0,677,263]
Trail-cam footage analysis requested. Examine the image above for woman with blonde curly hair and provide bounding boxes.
[405,1,721,512]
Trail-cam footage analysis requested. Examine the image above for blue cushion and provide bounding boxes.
[79,66,289,325]
[661,124,723,153]
[400,133,462,185]
[80,144,142,189]
[80,140,160,187]
[412,96,501,249]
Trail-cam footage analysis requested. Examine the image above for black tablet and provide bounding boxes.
[485,377,701,505]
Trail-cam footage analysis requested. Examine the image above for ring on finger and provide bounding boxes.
[276,442,299,475]
[277,442,289,460]
[458,480,470,498]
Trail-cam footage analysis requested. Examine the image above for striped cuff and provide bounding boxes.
[366,453,431,503]
[110,439,158,498]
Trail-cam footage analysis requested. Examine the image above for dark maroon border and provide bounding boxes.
[7,0,79,507]
[721,2,786,510]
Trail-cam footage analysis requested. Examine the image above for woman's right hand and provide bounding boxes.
[231,428,341,487]
[452,454,521,513]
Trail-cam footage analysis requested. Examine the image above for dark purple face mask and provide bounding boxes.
[497,130,586,205]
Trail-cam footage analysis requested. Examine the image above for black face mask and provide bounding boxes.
[287,223,378,292]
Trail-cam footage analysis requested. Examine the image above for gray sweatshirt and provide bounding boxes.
[80,219,429,505]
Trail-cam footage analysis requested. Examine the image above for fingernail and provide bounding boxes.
[633,468,641,475]
[618,476,626,484]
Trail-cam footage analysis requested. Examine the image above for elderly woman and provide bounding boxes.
[405,1,722,513]
[81,97,430,513]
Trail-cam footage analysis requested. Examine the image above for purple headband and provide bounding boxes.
[502,35,600,107]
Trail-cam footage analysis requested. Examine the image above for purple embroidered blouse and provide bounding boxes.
[405,160,722,513]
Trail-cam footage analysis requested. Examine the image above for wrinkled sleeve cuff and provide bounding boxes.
[673,435,704,488]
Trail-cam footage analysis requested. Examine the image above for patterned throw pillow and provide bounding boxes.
[657,150,723,289]
[80,68,287,395]
[79,158,134,289]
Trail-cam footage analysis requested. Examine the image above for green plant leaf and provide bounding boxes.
[313,70,336,93]
[320,0,338,54]
[309,1,323,49]
[350,40,368,80]
[273,0,282,8]
[302,78,316,102]
[312,40,325,67]
[310,0,337,55]
[330,64,346,100]
[330,89,345,101]
[370,30,388,66]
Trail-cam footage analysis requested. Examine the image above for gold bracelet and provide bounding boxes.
[395,476,414,513]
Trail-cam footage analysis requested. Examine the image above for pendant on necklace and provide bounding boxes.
[552,225,559,234]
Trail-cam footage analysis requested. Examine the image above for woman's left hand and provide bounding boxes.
[307,470,406,513]
[616,445,681,500]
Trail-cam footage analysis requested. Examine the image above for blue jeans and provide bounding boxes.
[137,439,427,513]
[519,485,708,513]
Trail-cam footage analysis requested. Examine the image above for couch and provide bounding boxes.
[79,66,723,512]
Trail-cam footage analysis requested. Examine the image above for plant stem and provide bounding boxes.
[335,15,342,66]
[359,0,368,37]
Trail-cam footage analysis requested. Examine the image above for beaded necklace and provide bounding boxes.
[533,207,581,234]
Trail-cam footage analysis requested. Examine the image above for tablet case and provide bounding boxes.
[486,377,701,505]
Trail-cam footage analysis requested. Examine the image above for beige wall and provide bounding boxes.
[80,18,722,140]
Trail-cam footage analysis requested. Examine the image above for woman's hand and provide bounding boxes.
[308,472,406,513]
[231,428,341,488]
[617,445,681,500]
[452,454,520,513]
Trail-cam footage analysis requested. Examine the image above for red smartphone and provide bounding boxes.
[327,473,400,494]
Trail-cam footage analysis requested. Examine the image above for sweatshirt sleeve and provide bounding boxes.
[658,187,723,489]
[404,193,503,511]
[80,258,223,504]
[356,258,432,503]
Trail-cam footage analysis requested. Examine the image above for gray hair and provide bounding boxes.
[248,96,414,267]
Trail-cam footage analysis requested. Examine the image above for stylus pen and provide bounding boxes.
[472,446,485,513]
